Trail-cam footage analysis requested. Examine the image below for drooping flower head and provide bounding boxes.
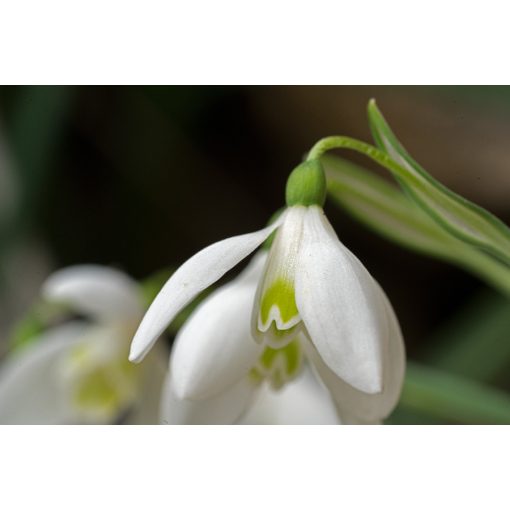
[129,157,405,424]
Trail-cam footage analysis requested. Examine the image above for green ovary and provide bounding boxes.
[259,278,299,328]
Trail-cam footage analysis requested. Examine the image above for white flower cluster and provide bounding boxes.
[0,160,405,424]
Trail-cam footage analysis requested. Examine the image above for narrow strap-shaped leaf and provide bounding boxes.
[398,361,510,424]
[323,155,510,296]
[425,289,510,382]
[367,99,510,266]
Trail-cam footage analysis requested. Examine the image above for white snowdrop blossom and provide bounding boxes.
[130,159,406,424]
[0,266,166,424]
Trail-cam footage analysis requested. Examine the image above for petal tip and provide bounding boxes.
[360,377,383,395]
[128,340,145,364]
[128,351,142,364]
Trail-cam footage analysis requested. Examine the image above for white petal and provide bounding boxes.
[171,253,266,400]
[305,286,406,423]
[0,323,88,424]
[239,364,341,425]
[43,265,143,322]
[295,206,387,393]
[130,221,281,363]
[159,371,256,425]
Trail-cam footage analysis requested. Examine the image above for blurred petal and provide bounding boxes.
[130,221,281,363]
[0,323,88,424]
[295,206,387,393]
[125,344,168,424]
[305,286,405,424]
[171,253,266,400]
[55,324,142,425]
[43,265,142,322]
[160,371,256,425]
[239,364,340,425]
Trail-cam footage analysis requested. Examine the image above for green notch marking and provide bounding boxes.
[251,340,303,390]
[259,278,299,327]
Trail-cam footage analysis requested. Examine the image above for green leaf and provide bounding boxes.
[425,289,510,382]
[9,313,47,353]
[323,155,510,296]
[8,300,71,354]
[367,99,510,266]
[386,405,441,425]
[397,361,510,424]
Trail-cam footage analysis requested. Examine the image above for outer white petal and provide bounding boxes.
[130,221,281,363]
[304,286,405,423]
[238,364,340,425]
[295,206,388,393]
[160,371,256,425]
[0,323,88,424]
[43,265,143,322]
[171,253,266,400]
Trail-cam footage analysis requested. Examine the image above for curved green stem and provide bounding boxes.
[308,136,510,267]
[308,136,366,161]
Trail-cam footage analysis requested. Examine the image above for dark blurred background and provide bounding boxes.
[1,86,510,394]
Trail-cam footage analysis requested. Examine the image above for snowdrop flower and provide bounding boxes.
[130,159,405,424]
[0,266,166,424]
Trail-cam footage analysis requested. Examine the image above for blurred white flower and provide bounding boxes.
[0,266,166,424]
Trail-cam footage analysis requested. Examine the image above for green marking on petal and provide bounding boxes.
[74,367,122,413]
[254,339,303,390]
[248,367,265,385]
[71,353,140,421]
[268,323,299,340]
[259,277,299,328]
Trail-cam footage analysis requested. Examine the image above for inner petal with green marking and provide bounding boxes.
[72,357,140,422]
[254,206,306,348]
[59,330,141,423]
[249,338,303,390]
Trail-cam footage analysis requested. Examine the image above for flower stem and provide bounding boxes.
[308,136,510,295]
